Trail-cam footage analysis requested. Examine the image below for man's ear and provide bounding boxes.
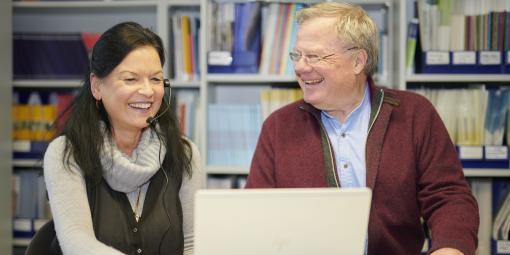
[90,73,101,100]
[353,49,368,75]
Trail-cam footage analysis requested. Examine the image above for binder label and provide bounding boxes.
[13,218,32,232]
[458,146,483,159]
[480,51,501,65]
[33,218,50,231]
[508,51,510,64]
[425,52,449,65]
[452,51,476,65]
[12,140,31,152]
[208,51,233,66]
[485,146,508,160]
[497,240,510,253]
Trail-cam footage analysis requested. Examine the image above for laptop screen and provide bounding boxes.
[194,188,372,255]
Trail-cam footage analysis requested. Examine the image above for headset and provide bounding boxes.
[144,78,174,253]
[146,78,171,126]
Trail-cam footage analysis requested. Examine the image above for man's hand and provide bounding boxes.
[431,248,464,255]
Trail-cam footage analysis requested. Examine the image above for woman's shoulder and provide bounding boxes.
[180,136,205,185]
[46,136,68,156]
[182,136,199,157]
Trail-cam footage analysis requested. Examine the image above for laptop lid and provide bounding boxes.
[194,187,372,255]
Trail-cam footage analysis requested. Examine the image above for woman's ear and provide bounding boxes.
[90,73,101,100]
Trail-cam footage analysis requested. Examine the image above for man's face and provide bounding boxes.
[293,17,362,111]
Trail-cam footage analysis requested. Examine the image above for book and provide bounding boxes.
[406,18,419,75]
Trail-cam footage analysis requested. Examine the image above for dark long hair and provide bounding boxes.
[58,22,192,181]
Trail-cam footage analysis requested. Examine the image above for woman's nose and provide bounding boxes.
[138,80,154,96]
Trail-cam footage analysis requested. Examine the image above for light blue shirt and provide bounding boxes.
[321,84,371,254]
[320,83,371,188]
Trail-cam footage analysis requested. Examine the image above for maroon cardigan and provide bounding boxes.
[246,82,479,255]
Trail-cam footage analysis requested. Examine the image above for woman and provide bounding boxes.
[43,22,204,255]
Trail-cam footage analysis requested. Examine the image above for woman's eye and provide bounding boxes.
[151,78,163,84]
[124,78,136,83]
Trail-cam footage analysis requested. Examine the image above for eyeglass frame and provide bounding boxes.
[288,47,359,65]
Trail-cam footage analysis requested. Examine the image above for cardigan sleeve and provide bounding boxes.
[44,136,125,255]
[245,116,277,188]
[414,99,479,255]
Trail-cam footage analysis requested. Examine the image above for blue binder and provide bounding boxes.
[504,51,510,74]
[478,51,504,74]
[419,51,450,73]
[450,51,478,73]
[208,2,262,74]
[492,180,510,255]
[457,145,509,169]
[419,51,505,74]
[13,33,89,79]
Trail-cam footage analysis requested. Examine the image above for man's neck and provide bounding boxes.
[326,80,367,123]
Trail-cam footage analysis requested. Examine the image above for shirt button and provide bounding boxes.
[341,133,346,138]
[343,163,348,169]
[137,248,142,254]
[132,227,138,233]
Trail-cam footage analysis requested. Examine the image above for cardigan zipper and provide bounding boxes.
[322,126,340,187]
[368,89,384,134]
[299,105,340,187]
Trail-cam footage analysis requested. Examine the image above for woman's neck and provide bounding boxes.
[112,128,143,156]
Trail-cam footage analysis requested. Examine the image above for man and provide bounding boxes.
[246,3,479,255]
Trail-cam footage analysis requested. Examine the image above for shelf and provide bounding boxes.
[13,159,42,168]
[13,79,82,88]
[206,165,249,175]
[14,79,200,88]
[13,0,158,8]
[170,79,200,88]
[210,0,390,4]
[167,0,200,6]
[406,74,510,83]
[206,74,297,83]
[464,169,510,177]
[13,238,31,247]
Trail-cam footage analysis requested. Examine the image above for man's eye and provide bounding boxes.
[124,78,136,82]
[306,55,319,60]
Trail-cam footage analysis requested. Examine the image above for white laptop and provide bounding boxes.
[194,188,372,255]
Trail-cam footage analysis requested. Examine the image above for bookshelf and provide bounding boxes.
[199,0,399,176]
[398,0,510,255]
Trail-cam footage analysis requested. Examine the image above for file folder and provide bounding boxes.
[420,51,450,73]
[478,51,503,74]
[457,145,509,169]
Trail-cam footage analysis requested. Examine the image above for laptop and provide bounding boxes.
[194,187,372,255]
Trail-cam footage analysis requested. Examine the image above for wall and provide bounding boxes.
[0,0,13,254]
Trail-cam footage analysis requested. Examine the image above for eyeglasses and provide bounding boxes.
[289,47,359,64]
[289,52,335,64]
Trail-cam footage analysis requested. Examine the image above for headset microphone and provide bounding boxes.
[146,78,171,126]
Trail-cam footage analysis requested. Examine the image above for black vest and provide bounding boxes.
[49,164,184,255]
[89,167,184,255]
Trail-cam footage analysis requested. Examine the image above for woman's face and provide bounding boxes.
[91,46,164,134]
